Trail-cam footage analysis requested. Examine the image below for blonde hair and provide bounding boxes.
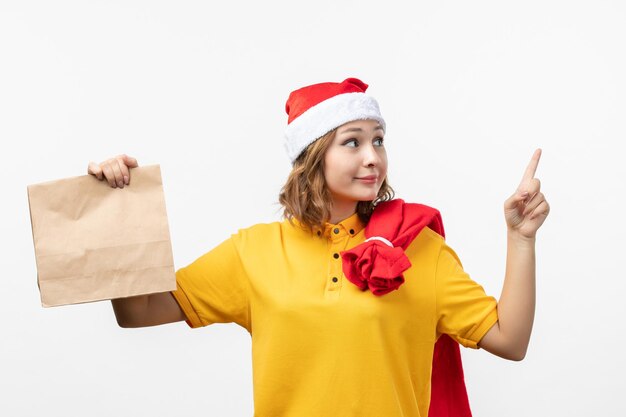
[278,128,394,232]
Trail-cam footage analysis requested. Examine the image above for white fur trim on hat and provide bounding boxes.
[284,92,386,163]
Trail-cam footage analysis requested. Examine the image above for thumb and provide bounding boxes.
[504,190,528,211]
[87,162,103,180]
[121,154,139,168]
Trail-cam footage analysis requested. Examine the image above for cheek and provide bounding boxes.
[324,168,347,189]
[324,154,348,181]
[379,152,389,175]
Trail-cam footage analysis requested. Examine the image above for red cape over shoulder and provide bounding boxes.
[340,199,472,417]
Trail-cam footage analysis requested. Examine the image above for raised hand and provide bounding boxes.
[87,154,138,188]
[503,149,550,239]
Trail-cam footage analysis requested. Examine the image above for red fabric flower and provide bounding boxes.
[341,240,410,295]
[341,198,444,296]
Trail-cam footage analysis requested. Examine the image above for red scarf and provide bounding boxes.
[340,199,472,417]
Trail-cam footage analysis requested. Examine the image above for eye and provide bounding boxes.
[343,139,359,147]
[374,137,385,146]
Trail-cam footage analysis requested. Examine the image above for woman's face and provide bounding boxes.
[323,119,388,207]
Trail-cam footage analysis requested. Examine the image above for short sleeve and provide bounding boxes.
[171,234,250,331]
[435,240,498,349]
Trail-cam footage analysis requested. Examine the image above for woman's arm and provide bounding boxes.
[87,154,186,328]
[111,292,186,328]
[478,149,550,361]
[478,233,535,360]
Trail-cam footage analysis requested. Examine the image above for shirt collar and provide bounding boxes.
[290,212,365,239]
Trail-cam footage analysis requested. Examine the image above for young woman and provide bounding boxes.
[87,78,549,417]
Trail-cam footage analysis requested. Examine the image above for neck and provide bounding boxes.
[329,200,358,224]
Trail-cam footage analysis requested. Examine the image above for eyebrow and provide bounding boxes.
[338,125,384,134]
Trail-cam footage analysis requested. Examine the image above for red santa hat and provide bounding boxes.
[284,77,386,163]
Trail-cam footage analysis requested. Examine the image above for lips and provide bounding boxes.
[356,175,378,180]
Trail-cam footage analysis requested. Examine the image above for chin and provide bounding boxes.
[330,186,380,205]
[354,190,381,202]
[353,193,379,202]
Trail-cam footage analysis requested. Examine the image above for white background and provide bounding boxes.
[1,1,624,415]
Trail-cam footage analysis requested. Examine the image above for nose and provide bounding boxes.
[362,142,382,167]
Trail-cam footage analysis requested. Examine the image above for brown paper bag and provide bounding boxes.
[27,164,176,307]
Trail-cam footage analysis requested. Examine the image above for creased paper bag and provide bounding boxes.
[27,165,176,307]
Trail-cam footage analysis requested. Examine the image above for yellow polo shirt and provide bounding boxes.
[172,212,498,417]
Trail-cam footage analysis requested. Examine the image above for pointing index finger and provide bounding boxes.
[522,148,542,182]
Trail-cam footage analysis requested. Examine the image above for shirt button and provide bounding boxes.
[332,277,338,283]
[349,229,355,234]
[333,253,339,259]
[333,228,340,234]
